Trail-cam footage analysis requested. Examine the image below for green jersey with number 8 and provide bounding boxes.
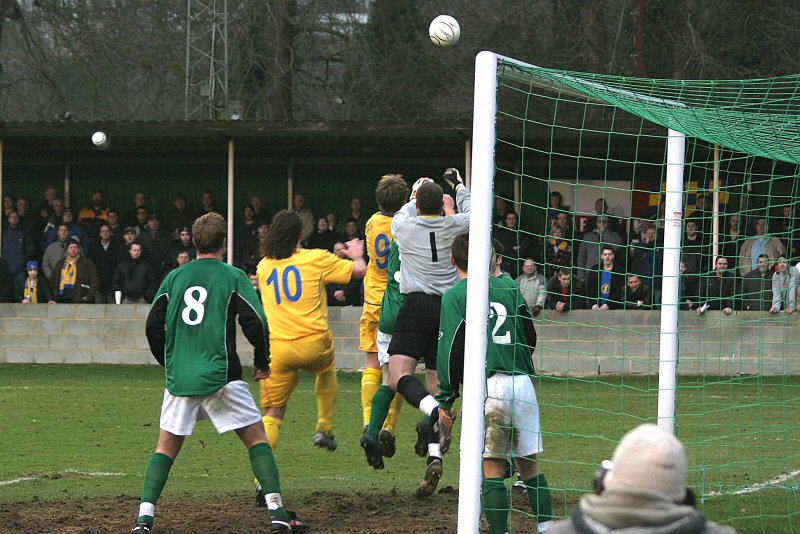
[146,258,270,396]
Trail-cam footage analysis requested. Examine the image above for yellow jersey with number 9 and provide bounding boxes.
[363,212,394,306]
[257,248,354,341]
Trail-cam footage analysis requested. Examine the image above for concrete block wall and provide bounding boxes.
[1,304,798,375]
[0,303,367,369]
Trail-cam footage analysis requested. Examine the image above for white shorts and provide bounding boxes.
[377,331,392,367]
[160,380,263,436]
[483,373,543,459]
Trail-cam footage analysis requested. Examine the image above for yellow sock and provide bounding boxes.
[384,392,404,434]
[262,415,282,450]
[361,367,383,428]
[315,369,338,433]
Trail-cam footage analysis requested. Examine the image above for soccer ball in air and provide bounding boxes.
[91,131,109,150]
[429,15,460,47]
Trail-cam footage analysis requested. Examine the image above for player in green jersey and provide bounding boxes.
[131,213,308,534]
[436,233,553,534]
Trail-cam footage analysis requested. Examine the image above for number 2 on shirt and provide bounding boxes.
[266,266,303,304]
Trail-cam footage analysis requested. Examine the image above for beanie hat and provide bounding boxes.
[26,260,39,271]
[603,424,688,502]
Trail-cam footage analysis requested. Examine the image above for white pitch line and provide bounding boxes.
[0,476,37,487]
[0,470,126,486]
[704,469,800,497]
[0,385,161,391]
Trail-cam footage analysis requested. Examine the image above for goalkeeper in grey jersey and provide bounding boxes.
[360,169,469,498]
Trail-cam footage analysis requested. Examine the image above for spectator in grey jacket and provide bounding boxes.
[516,258,546,316]
[575,215,622,284]
[770,256,798,314]
[42,223,70,280]
[549,424,737,534]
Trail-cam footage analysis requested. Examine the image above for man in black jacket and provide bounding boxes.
[137,213,171,278]
[113,242,157,303]
[546,268,579,312]
[741,254,772,311]
[586,245,625,310]
[88,223,120,303]
[697,256,735,316]
[164,227,197,271]
[623,274,652,310]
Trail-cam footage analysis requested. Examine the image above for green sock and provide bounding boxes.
[138,452,173,526]
[525,473,553,523]
[249,442,287,520]
[482,477,509,534]
[367,385,394,439]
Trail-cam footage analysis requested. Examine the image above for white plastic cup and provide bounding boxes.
[115,291,122,305]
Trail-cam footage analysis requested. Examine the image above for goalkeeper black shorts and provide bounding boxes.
[387,292,442,370]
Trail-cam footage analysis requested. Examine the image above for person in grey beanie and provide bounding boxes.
[549,424,737,534]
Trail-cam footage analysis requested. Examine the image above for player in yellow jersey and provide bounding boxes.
[256,210,366,453]
[359,174,409,457]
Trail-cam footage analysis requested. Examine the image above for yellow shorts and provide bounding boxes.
[260,330,336,408]
[358,303,382,353]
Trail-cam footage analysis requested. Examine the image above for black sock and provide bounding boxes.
[397,375,429,408]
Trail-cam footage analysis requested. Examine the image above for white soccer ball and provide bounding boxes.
[429,15,460,47]
[91,131,109,150]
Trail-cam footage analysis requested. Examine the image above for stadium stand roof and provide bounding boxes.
[0,120,474,163]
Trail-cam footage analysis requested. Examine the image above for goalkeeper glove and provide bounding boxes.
[410,177,434,201]
[443,168,464,189]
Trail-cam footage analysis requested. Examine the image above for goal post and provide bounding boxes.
[457,50,496,533]
[658,129,686,435]
[460,50,800,532]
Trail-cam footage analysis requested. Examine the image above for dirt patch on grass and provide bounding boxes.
[0,487,561,533]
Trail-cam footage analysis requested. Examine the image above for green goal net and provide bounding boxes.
[461,52,800,533]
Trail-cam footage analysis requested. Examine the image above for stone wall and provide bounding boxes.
[1,304,798,375]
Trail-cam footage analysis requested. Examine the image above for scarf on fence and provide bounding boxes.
[59,259,77,296]
[23,278,38,303]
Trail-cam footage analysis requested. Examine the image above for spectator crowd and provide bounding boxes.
[496,191,800,315]
[0,187,369,306]
[2,184,798,316]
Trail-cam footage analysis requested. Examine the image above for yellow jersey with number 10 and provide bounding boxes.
[256,248,354,341]
[363,212,394,306]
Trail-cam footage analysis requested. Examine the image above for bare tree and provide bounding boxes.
[0,0,797,122]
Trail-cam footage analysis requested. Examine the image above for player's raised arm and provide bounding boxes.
[145,292,168,366]
[443,168,470,219]
[234,271,270,372]
[345,238,367,279]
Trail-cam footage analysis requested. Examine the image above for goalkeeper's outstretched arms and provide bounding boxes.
[443,168,470,218]
[145,292,168,366]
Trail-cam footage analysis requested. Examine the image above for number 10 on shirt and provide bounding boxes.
[266,266,303,304]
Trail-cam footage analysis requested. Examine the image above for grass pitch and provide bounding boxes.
[1,365,798,532]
